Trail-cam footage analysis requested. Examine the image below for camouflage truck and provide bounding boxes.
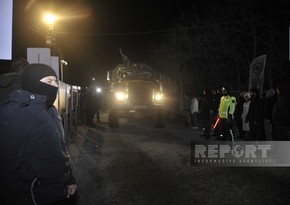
[106,63,167,128]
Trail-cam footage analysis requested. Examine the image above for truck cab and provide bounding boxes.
[107,63,167,128]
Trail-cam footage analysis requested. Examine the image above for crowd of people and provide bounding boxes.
[183,83,290,141]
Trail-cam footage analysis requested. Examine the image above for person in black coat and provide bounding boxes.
[246,88,265,140]
[84,87,97,125]
[235,92,246,139]
[272,82,290,140]
[0,58,29,102]
[211,89,222,137]
[0,64,77,205]
[199,89,212,139]
[263,89,277,141]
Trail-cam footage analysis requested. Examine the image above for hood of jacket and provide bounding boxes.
[0,72,21,88]
[0,73,22,103]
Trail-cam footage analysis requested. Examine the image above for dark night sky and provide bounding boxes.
[11,0,186,86]
[10,0,290,87]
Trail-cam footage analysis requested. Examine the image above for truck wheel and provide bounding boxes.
[109,110,119,128]
[154,110,166,128]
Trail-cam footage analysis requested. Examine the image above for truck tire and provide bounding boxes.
[109,110,119,128]
[154,110,166,128]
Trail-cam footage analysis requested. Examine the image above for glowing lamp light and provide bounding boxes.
[43,13,57,25]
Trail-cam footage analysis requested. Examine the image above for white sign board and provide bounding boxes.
[27,48,51,65]
[0,0,13,60]
[51,56,60,79]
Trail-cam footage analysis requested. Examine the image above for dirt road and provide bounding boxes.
[68,114,290,205]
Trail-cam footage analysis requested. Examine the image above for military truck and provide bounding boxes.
[106,63,167,128]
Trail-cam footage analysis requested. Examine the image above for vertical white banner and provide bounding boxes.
[0,0,13,60]
[248,54,267,94]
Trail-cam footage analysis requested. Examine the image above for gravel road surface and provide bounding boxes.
[68,114,290,205]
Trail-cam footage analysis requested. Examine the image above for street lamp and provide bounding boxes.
[60,60,68,82]
[43,13,57,54]
[43,13,57,25]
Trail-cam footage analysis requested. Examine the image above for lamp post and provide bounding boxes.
[43,13,57,54]
[60,60,68,82]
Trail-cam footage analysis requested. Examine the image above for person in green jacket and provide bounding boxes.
[217,87,236,140]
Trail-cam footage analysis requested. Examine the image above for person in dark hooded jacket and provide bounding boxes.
[199,88,212,139]
[0,64,77,205]
[263,89,277,140]
[272,82,290,140]
[246,88,265,140]
[0,58,29,103]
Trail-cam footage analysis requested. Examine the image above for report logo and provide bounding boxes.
[191,141,290,167]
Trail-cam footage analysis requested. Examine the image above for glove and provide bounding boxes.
[228,114,233,121]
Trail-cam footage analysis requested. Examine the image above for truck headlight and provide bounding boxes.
[115,91,127,101]
[154,93,163,101]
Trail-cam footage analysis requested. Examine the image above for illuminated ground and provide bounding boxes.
[68,113,290,205]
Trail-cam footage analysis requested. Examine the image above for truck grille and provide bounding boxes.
[128,83,153,105]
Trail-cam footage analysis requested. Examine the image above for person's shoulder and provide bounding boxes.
[0,72,21,87]
[0,72,21,80]
[0,91,51,128]
[0,90,23,106]
[0,91,26,121]
[3,90,46,114]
